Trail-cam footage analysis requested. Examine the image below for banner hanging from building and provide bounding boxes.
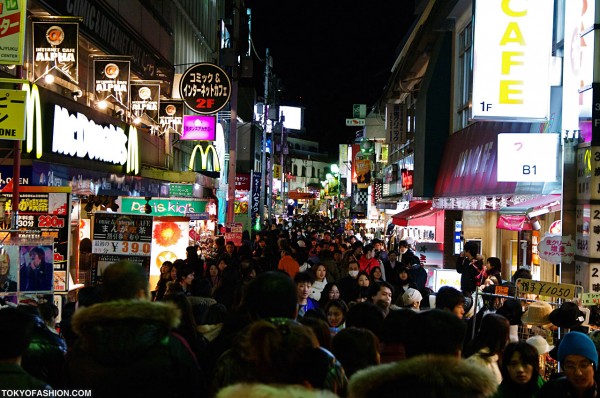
[159,100,184,135]
[33,18,80,84]
[93,57,131,109]
[130,81,160,124]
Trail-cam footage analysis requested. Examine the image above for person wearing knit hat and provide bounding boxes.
[537,331,598,398]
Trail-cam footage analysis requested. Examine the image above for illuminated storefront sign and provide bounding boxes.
[472,0,554,121]
[120,197,208,216]
[181,115,216,141]
[23,84,140,174]
[189,144,221,172]
[497,133,559,182]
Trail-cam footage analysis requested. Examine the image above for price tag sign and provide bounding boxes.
[494,285,509,296]
[581,293,600,306]
[92,240,151,256]
[516,278,578,299]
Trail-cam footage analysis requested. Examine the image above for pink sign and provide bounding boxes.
[181,115,216,141]
[539,234,575,264]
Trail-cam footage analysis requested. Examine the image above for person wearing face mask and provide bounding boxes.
[338,261,361,304]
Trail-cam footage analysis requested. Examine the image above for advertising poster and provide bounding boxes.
[33,19,79,83]
[19,244,54,292]
[0,245,18,294]
[150,217,189,288]
[91,212,152,285]
[224,223,243,247]
[130,81,160,123]
[5,187,71,292]
[93,57,130,108]
[0,0,27,65]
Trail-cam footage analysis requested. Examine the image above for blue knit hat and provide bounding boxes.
[557,331,598,369]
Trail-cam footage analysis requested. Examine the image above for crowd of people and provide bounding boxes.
[0,214,599,398]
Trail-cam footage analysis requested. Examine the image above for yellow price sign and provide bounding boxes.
[516,278,578,299]
[0,89,26,140]
[273,164,281,179]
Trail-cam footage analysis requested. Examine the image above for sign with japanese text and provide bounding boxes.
[93,57,130,108]
[250,171,261,228]
[159,100,183,135]
[353,104,366,119]
[576,147,600,202]
[235,173,251,191]
[516,278,578,300]
[168,184,193,198]
[576,204,591,258]
[33,19,79,84]
[472,0,554,121]
[0,89,25,140]
[539,234,575,264]
[345,118,365,126]
[385,103,406,145]
[581,293,600,306]
[91,213,152,285]
[181,115,216,141]
[0,0,27,65]
[224,223,243,246]
[179,63,231,114]
[497,133,559,182]
[130,81,159,123]
[4,187,71,292]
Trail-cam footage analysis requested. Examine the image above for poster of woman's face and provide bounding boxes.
[0,245,18,293]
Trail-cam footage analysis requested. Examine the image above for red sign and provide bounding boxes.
[401,169,413,189]
[235,173,251,190]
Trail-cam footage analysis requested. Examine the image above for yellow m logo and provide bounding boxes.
[189,144,221,172]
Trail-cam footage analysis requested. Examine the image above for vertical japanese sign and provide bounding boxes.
[91,213,152,285]
[0,0,27,65]
[93,57,131,109]
[130,81,160,123]
[33,19,79,84]
[250,171,261,229]
[5,187,71,292]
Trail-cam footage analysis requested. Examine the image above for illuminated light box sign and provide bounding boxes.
[472,0,554,121]
[181,115,216,141]
[120,197,208,217]
[497,133,559,182]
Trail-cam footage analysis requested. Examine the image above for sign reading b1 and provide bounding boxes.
[179,63,231,115]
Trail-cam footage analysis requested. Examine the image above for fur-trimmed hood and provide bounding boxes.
[71,300,181,364]
[348,355,497,398]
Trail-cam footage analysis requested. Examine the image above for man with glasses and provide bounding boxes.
[538,331,597,397]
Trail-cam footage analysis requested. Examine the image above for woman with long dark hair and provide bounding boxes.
[464,313,510,387]
[494,342,545,398]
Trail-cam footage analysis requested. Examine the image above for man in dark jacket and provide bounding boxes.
[64,260,206,397]
[455,241,481,295]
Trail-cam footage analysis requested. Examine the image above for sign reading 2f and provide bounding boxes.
[179,63,231,115]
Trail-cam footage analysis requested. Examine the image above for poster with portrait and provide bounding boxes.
[0,245,19,294]
[150,217,189,288]
[19,245,54,292]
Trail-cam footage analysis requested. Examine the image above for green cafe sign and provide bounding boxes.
[121,197,208,216]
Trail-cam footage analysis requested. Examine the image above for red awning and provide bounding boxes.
[391,202,436,226]
[496,215,533,231]
[499,195,561,217]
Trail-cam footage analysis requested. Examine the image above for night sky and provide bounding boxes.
[245,1,417,156]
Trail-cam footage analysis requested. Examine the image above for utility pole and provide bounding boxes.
[260,49,270,227]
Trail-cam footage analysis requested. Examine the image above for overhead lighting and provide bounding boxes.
[44,74,55,84]
[96,100,108,110]
[133,116,142,125]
